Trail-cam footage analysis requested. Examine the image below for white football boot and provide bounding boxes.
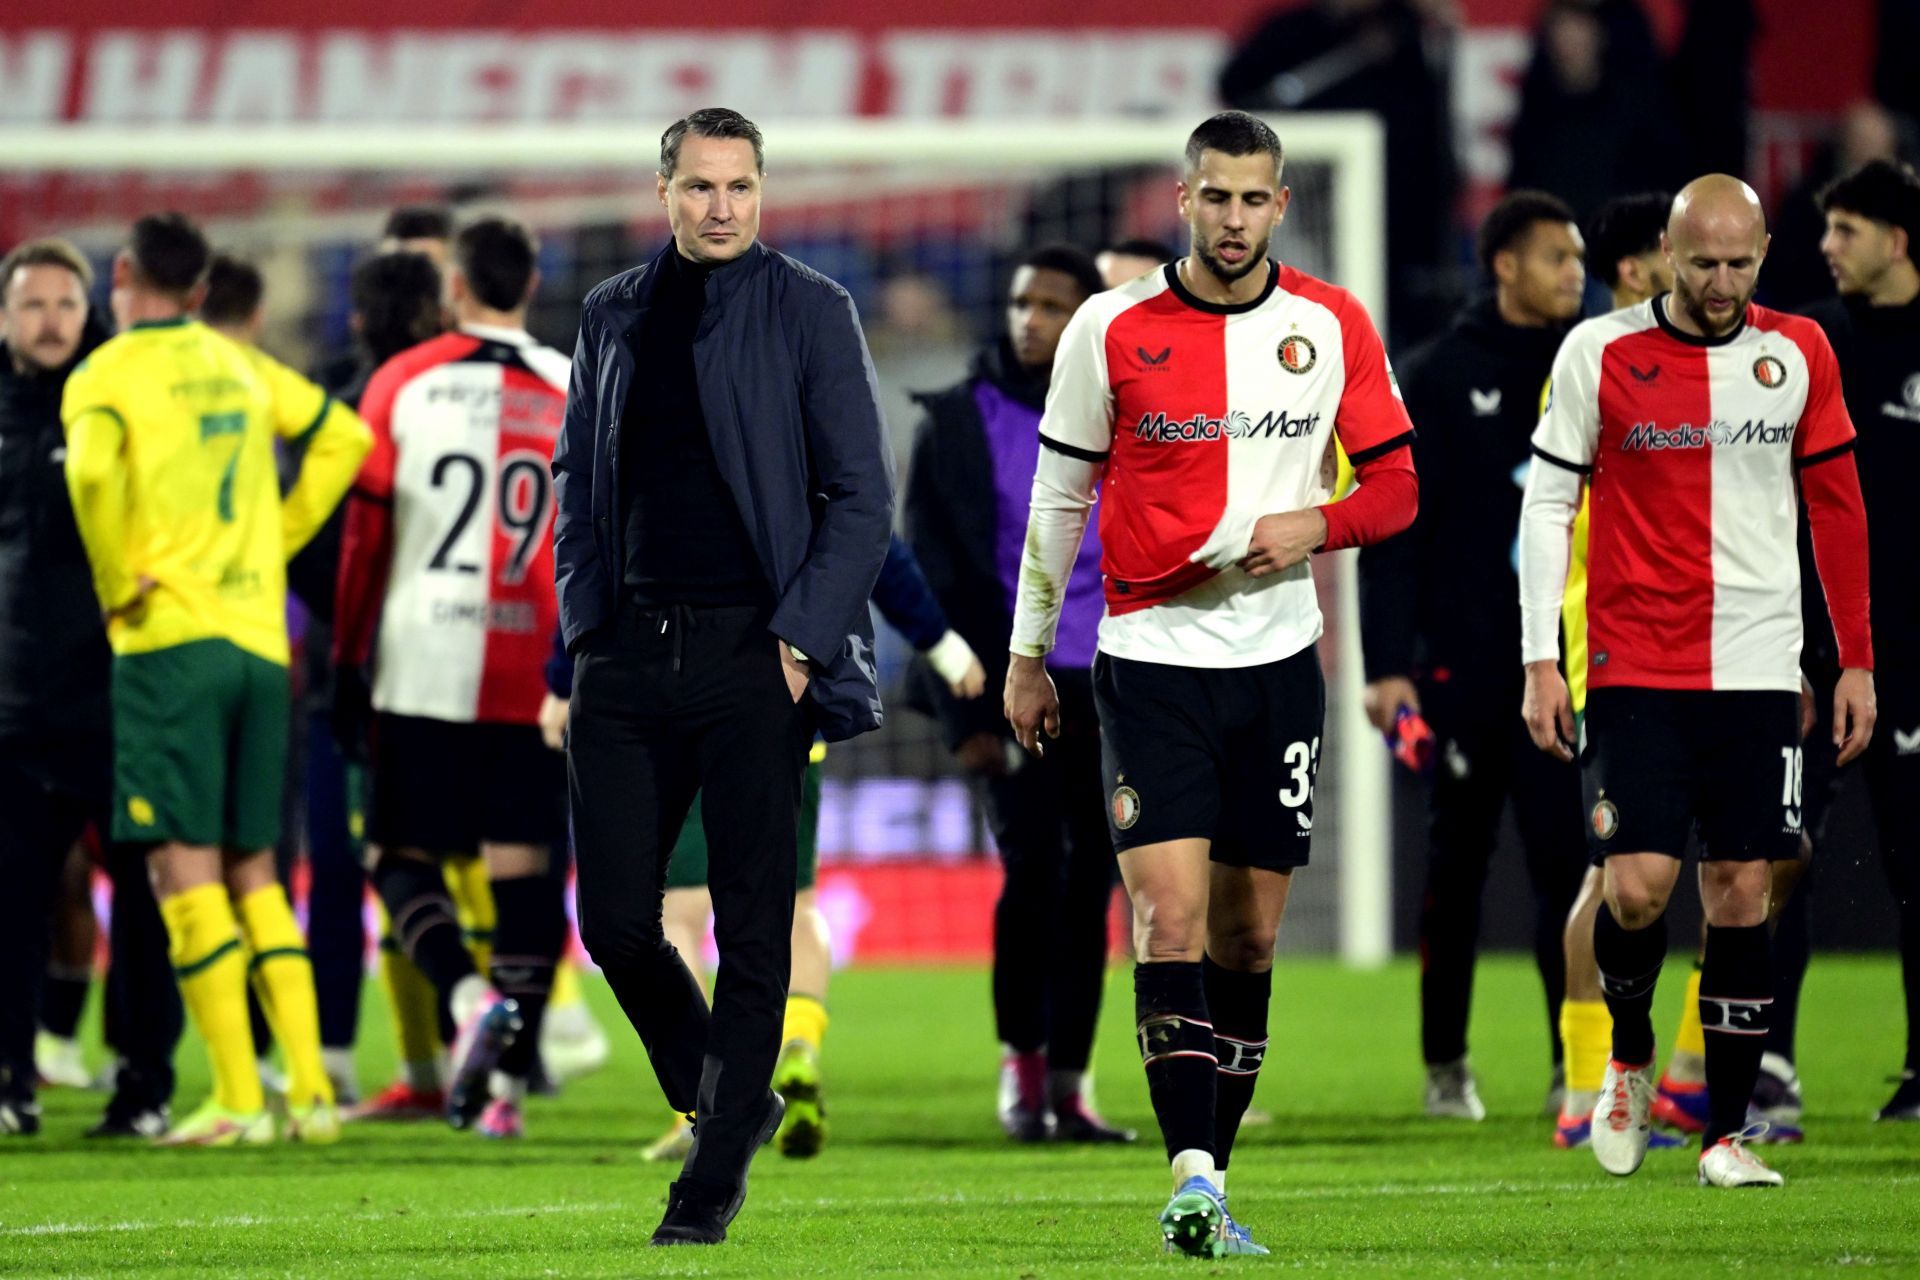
[1590,1058,1656,1176]
[1698,1124,1784,1187]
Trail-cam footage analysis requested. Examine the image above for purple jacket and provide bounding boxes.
[903,340,1104,748]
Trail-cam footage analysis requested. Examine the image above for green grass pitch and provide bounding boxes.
[2,955,1915,1277]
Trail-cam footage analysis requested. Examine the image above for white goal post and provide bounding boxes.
[0,114,1394,966]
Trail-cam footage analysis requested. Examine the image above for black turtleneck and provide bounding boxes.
[619,248,770,608]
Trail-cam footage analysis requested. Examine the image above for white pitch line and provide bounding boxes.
[8,1174,1918,1240]
[0,1202,625,1240]
[774,1171,1920,1211]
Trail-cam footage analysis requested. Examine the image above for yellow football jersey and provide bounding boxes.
[1563,490,1592,715]
[1542,374,1593,715]
[62,317,371,665]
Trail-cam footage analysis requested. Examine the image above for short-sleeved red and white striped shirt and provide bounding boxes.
[1531,296,1862,693]
[1036,261,1414,669]
[336,325,568,725]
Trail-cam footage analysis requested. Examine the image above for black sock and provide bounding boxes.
[38,966,90,1040]
[1134,961,1216,1164]
[1765,877,1810,1065]
[488,874,567,1081]
[1701,923,1772,1146]
[1202,956,1270,1170]
[1593,902,1666,1066]
[373,856,476,1037]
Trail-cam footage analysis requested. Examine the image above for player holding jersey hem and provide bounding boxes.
[334,217,572,1139]
[63,214,371,1146]
[1518,177,1874,1190]
[1005,112,1418,1256]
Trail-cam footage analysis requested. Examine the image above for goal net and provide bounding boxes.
[0,115,1391,966]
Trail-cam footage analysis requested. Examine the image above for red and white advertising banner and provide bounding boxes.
[1,1,1873,138]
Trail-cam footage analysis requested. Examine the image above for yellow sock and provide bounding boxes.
[159,884,263,1115]
[236,885,334,1109]
[374,898,445,1071]
[1674,966,1707,1057]
[551,958,582,1010]
[1560,998,1613,1094]
[446,855,496,973]
[783,994,829,1054]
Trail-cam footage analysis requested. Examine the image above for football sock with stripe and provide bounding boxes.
[446,854,496,974]
[1202,955,1269,1170]
[1700,924,1772,1147]
[236,884,334,1108]
[371,891,444,1082]
[488,873,566,1082]
[1134,961,1216,1166]
[159,883,262,1115]
[1559,998,1612,1115]
[376,933,446,1085]
[373,856,477,1041]
[1593,902,1665,1066]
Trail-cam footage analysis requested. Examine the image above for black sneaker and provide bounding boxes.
[650,1092,787,1246]
[1001,1102,1054,1142]
[1877,1071,1920,1122]
[87,1104,171,1139]
[1052,1095,1136,1144]
[0,1096,41,1136]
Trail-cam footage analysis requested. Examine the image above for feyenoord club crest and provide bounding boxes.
[1277,333,1317,375]
[1753,355,1788,389]
[1591,797,1620,841]
[1111,786,1141,830]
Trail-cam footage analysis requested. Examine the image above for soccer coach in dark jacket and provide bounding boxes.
[552,108,893,1245]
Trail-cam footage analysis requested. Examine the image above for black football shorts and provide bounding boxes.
[1091,646,1324,871]
[1580,686,1802,863]
[368,713,565,853]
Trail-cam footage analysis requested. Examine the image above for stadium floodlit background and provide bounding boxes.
[1,2,1916,1273]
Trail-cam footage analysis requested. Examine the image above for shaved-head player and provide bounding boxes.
[1519,175,1875,1189]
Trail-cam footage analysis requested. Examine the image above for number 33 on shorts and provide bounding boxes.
[1278,736,1320,831]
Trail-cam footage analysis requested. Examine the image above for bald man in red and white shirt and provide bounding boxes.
[1518,176,1874,1191]
[1004,112,1417,1258]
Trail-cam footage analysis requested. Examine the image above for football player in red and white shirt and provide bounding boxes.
[335,216,570,1140]
[1004,112,1418,1257]
[1518,177,1875,1189]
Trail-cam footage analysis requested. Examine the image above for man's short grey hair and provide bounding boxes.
[660,108,766,178]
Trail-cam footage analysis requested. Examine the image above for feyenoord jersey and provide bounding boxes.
[1531,296,1856,693]
[1038,261,1413,668]
[340,325,567,725]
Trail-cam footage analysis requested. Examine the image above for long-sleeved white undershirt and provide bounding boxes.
[1516,455,1582,665]
[1008,445,1104,659]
